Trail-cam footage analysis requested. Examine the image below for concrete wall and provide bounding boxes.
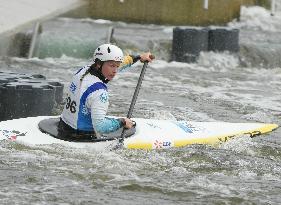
[87,0,271,26]
[0,0,84,56]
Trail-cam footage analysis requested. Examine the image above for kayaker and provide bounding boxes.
[58,43,154,140]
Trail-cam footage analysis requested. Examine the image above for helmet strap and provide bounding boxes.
[89,60,109,83]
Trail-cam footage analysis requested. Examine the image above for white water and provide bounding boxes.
[1,3,281,205]
[229,4,281,32]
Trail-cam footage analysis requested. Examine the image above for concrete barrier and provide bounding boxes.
[0,72,64,121]
[172,27,209,63]
[172,26,240,63]
[0,0,85,56]
[88,0,271,26]
[208,28,240,53]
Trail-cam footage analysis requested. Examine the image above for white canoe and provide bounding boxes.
[0,116,278,149]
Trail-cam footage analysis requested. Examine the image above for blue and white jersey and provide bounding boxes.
[61,55,139,134]
[61,65,120,133]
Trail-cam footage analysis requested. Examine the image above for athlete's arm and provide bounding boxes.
[87,90,123,134]
[118,53,153,72]
[118,55,140,72]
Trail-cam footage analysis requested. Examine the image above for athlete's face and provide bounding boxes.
[101,61,121,80]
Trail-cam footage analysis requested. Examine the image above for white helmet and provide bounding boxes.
[93,44,124,62]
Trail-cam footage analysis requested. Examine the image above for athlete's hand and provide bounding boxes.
[123,118,135,129]
[140,52,155,63]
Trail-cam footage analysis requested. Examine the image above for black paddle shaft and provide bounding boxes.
[118,61,149,145]
[127,61,148,118]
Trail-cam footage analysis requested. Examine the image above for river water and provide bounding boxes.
[1,4,281,205]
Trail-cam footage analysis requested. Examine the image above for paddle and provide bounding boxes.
[112,55,154,149]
